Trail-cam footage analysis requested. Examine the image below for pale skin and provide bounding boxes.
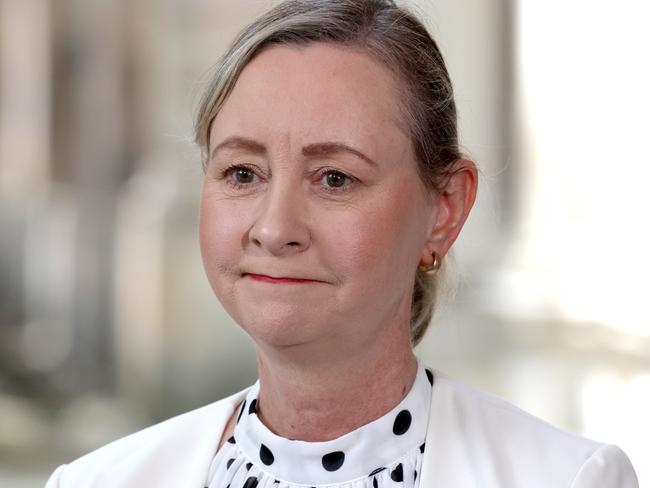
[199,42,477,451]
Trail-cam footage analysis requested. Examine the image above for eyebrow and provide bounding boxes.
[210,136,266,161]
[210,136,377,168]
[302,142,378,168]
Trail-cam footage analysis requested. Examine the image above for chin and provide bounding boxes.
[236,309,326,348]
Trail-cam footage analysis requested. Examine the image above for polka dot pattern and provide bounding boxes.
[242,477,258,488]
[322,451,345,471]
[390,463,404,482]
[206,359,434,488]
[260,444,274,466]
[393,410,412,435]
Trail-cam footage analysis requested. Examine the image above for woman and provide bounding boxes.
[46,1,638,487]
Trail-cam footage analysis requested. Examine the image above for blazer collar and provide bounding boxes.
[120,387,250,487]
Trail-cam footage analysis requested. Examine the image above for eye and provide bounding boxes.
[320,169,354,192]
[220,164,260,189]
[232,167,255,184]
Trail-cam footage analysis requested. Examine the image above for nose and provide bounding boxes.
[248,182,311,256]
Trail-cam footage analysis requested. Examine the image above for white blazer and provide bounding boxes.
[45,370,638,487]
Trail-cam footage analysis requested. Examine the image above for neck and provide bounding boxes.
[254,325,417,442]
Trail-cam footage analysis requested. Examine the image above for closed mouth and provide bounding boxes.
[244,273,321,284]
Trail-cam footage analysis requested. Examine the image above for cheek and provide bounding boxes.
[325,187,426,282]
[199,189,246,275]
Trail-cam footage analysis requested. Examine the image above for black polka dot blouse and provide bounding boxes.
[206,359,433,487]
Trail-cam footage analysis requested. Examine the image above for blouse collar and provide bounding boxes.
[233,357,433,484]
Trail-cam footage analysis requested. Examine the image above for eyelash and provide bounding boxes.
[220,164,356,194]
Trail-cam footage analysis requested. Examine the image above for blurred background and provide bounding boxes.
[1,0,648,485]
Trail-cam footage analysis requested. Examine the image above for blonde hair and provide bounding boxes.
[195,0,462,346]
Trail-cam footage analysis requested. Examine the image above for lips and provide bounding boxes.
[244,273,321,284]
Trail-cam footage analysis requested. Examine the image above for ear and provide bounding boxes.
[419,159,478,266]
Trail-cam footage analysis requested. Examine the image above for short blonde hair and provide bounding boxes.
[195,0,462,346]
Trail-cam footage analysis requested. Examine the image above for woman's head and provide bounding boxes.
[195,0,476,350]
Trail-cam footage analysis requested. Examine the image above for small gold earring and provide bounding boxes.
[418,251,441,275]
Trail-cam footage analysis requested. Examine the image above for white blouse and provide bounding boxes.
[206,360,433,488]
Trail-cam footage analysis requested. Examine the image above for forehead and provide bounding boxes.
[210,42,413,161]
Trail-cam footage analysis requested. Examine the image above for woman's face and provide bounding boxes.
[200,43,439,353]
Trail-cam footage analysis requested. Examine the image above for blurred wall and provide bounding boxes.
[0,0,647,485]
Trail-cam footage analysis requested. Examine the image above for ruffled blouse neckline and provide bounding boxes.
[207,358,433,486]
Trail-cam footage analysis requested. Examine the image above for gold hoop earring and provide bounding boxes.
[418,251,441,275]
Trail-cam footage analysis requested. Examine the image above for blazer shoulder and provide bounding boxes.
[423,370,636,487]
[570,444,638,488]
[46,387,250,487]
[432,370,599,447]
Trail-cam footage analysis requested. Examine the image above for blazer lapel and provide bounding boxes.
[111,387,249,487]
[418,370,476,488]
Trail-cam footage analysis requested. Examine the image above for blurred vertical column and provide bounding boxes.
[0,0,51,199]
[48,0,129,392]
[112,0,211,412]
[0,0,78,378]
[506,0,650,336]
